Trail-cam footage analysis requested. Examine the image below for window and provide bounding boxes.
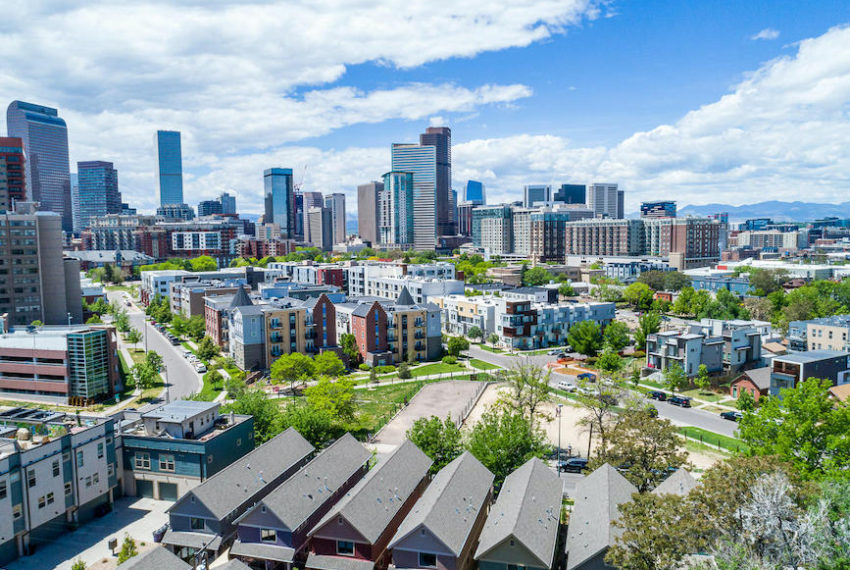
[38,496,45,509]
[97,443,104,459]
[337,541,355,556]
[12,504,21,520]
[0,481,6,499]
[261,529,276,543]
[135,453,151,470]
[159,455,175,472]
[63,451,70,462]
[65,482,72,496]
[85,476,92,488]
[53,460,60,477]
[419,553,437,567]
[93,473,99,484]
[77,450,84,468]
[190,518,205,530]
[207,455,213,464]
[106,436,113,445]
[47,492,54,505]
[27,470,35,488]
[108,464,115,477]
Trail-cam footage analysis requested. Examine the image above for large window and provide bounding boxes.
[190,518,205,530]
[419,553,437,568]
[261,529,276,543]
[159,455,175,472]
[337,541,355,556]
[135,453,151,470]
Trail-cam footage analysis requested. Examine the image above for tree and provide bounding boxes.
[29,320,43,327]
[634,311,662,349]
[588,410,689,492]
[279,401,342,448]
[694,364,711,394]
[186,315,207,341]
[523,266,553,286]
[196,336,220,361]
[189,255,218,272]
[340,333,360,365]
[575,376,623,452]
[86,315,103,324]
[131,361,159,390]
[596,349,624,378]
[467,326,483,342]
[88,297,111,316]
[663,271,691,292]
[117,534,138,564]
[637,270,667,291]
[663,363,688,394]
[500,363,551,427]
[207,369,223,387]
[567,320,602,357]
[749,268,789,295]
[558,283,576,297]
[313,352,345,377]
[71,559,86,570]
[736,388,755,412]
[114,311,130,333]
[270,352,316,392]
[738,377,850,478]
[744,296,773,321]
[305,377,356,421]
[171,314,189,336]
[487,333,499,347]
[225,375,247,399]
[623,282,655,311]
[398,362,411,379]
[225,390,282,442]
[466,408,547,489]
[672,286,695,315]
[447,336,469,357]
[602,321,630,352]
[407,415,464,474]
[125,328,142,349]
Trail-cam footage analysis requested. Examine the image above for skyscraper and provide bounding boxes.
[198,199,223,216]
[0,137,25,206]
[553,184,586,205]
[324,192,346,245]
[219,192,236,214]
[357,181,383,245]
[263,168,295,238]
[6,101,72,231]
[300,191,323,244]
[523,184,551,207]
[380,171,414,246]
[307,206,333,250]
[587,183,623,219]
[155,130,184,206]
[464,180,485,205]
[419,127,453,236]
[392,143,437,250]
[0,157,9,212]
[77,161,121,231]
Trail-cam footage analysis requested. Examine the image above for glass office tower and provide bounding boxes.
[77,161,121,231]
[264,168,295,238]
[380,171,414,246]
[155,130,184,206]
[391,143,436,251]
[464,180,485,205]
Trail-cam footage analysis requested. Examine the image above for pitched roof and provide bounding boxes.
[169,428,314,520]
[475,458,561,568]
[229,286,253,308]
[829,383,850,402]
[734,367,772,391]
[313,440,432,544]
[565,463,637,570]
[652,470,698,497]
[116,547,190,570]
[396,286,415,306]
[389,452,494,557]
[217,560,252,570]
[255,433,371,531]
[305,553,380,570]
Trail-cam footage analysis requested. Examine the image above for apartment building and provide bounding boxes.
[169,280,248,317]
[646,330,724,377]
[736,229,808,251]
[204,287,255,352]
[345,263,463,305]
[770,350,850,398]
[801,315,850,352]
[261,294,338,366]
[564,219,644,257]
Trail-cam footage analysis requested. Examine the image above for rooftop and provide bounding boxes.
[143,400,219,422]
[775,350,847,364]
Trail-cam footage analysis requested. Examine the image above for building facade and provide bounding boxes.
[586,183,623,219]
[357,181,383,246]
[379,172,414,247]
[391,143,437,251]
[640,201,677,218]
[264,168,295,238]
[324,193,346,245]
[76,161,121,231]
[0,137,25,206]
[155,130,184,207]
[420,127,453,237]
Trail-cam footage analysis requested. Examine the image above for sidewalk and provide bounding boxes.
[637,381,737,411]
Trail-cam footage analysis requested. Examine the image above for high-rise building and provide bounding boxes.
[472,205,513,255]
[457,203,475,237]
[420,126,453,236]
[300,191,323,244]
[357,181,383,246]
[0,203,83,325]
[263,168,295,238]
[0,137,25,206]
[155,130,184,206]
[640,200,677,218]
[324,192,346,245]
[391,143,437,250]
[464,180,486,205]
[449,188,458,232]
[293,192,304,241]
[6,101,72,231]
[0,157,8,212]
[553,183,585,205]
[70,173,80,234]
[523,184,551,207]
[587,183,623,219]
[198,199,223,216]
[77,161,121,231]
[219,192,236,215]
[307,206,333,250]
[380,172,414,246]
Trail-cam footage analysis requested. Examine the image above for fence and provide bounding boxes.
[678,426,747,454]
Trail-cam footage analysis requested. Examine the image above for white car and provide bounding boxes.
[557,380,576,392]
[195,364,207,373]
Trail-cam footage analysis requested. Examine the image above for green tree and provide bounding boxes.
[663,271,691,292]
[114,311,130,333]
[602,321,630,352]
[225,375,247,399]
[694,364,711,394]
[558,283,576,297]
[672,286,695,315]
[487,332,499,347]
[170,314,189,336]
[467,326,483,342]
[88,297,111,316]
[186,315,207,341]
[207,368,223,388]
[196,336,220,361]
[189,255,218,272]
[314,351,346,377]
[749,268,789,295]
[29,320,43,327]
[736,388,756,412]
[523,266,554,286]
[86,315,103,324]
[131,361,158,390]
[270,352,316,392]
[466,408,547,489]
[407,415,464,474]
[567,320,602,357]
[596,349,624,378]
[340,333,360,365]
[116,534,138,564]
[663,363,688,395]
[225,389,281,443]
[637,270,668,291]
[634,311,662,349]
[499,363,551,427]
[398,362,411,379]
[71,559,86,570]
[623,282,655,311]
[125,328,142,350]
[447,336,469,357]
[305,377,356,421]
[279,401,342,448]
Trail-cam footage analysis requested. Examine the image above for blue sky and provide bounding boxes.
[2,0,850,215]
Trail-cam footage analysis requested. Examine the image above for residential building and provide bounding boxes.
[64,249,155,277]
[170,279,247,317]
[735,229,809,251]
[523,185,551,207]
[688,272,751,295]
[586,183,622,219]
[7,101,72,231]
[565,464,636,570]
[0,157,9,213]
[229,304,266,370]
[457,202,475,237]
[646,330,725,377]
[669,218,721,270]
[357,181,383,245]
[219,192,237,215]
[117,401,254,502]
[205,287,255,350]
[307,206,334,250]
[730,367,771,402]
[0,137,25,206]
[198,200,223,217]
[603,259,669,283]
[117,547,191,570]
[553,183,585,205]
[464,180,485,205]
[688,320,763,372]
[472,205,513,255]
[564,219,644,256]
[344,263,463,305]
[391,143,437,250]
[420,127,453,236]
[475,458,561,570]
[162,428,313,562]
[264,168,295,238]
[230,434,371,569]
[301,191,324,244]
[305,440,432,570]
[157,203,195,221]
[640,200,676,218]
[770,350,850,397]
[379,172,414,247]
[155,130,184,207]
[529,209,572,263]
[510,207,535,257]
[76,161,122,231]
[389,452,494,570]
[261,293,338,366]
[799,315,850,352]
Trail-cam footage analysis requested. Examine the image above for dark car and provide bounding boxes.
[648,390,667,401]
[170,337,181,345]
[720,411,743,422]
[152,523,169,543]
[559,457,588,473]
[669,396,692,408]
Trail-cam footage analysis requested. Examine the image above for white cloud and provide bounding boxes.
[751,28,780,40]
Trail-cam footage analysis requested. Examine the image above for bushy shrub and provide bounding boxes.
[358,363,370,371]
[442,356,458,365]
[375,365,396,374]
[632,350,646,358]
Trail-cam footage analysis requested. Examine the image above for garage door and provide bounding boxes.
[137,479,154,498]
[158,482,178,501]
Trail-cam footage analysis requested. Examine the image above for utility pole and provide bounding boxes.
[587,423,593,459]
[557,403,563,478]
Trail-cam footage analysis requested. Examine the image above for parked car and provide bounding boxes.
[152,523,169,543]
[559,457,588,473]
[720,411,743,422]
[195,364,207,373]
[577,372,597,383]
[183,351,193,358]
[648,390,667,401]
[548,349,561,356]
[170,337,181,345]
[557,380,576,392]
[669,396,692,408]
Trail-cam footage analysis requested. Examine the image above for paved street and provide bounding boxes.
[106,290,203,406]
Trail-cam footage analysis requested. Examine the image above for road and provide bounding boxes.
[106,290,203,406]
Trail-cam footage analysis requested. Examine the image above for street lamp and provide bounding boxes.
[557,403,563,478]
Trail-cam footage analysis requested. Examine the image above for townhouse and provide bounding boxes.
[345,263,464,305]
[769,350,850,398]
[169,279,248,317]
[646,320,762,377]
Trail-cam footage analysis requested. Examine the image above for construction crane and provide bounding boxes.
[293,164,308,193]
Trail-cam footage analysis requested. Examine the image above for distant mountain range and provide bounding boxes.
[677,201,850,222]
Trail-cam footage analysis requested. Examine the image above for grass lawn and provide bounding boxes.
[677,426,747,454]
[642,379,666,389]
[469,359,500,370]
[194,369,225,401]
[410,362,467,377]
[479,345,505,354]
[347,380,434,438]
[681,388,724,403]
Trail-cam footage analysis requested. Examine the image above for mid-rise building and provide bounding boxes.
[646,321,761,377]
[155,130,183,207]
[457,202,475,237]
[324,192,346,245]
[791,315,850,352]
[219,191,236,215]
[529,209,572,263]
[640,200,676,218]
[197,199,223,217]
[307,206,333,250]
[357,181,383,245]
[564,218,644,256]
[7,101,72,231]
[264,168,295,238]
[736,229,808,251]
[345,263,463,305]
[156,203,194,221]
[587,183,623,219]
[380,172,414,247]
[0,137,25,206]
[300,191,324,244]
[769,350,850,398]
[76,161,122,231]
[523,185,551,207]
[0,157,9,212]
[553,183,585,205]
[392,143,437,250]
[472,205,513,255]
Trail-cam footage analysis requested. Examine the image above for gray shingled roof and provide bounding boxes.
[169,428,314,520]
[257,433,371,531]
[735,367,772,391]
[475,458,561,568]
[389,451,494,557]
[230,539,295,563]
[396,287,415,306]
[305,553,379,570]
[565,464,637,570]
[229,286,253,308]
[116,547,190,570]
[312,439,432,544]
[216,560,252,570]
[652,470,697,497]
[352,302,376,318]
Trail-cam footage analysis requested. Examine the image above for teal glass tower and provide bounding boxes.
[156,130,183,206]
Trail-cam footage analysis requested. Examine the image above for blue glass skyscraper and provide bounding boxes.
[380,171,414,246]
[264,168,295,238]
[391,143,436,250]
[155,130,183,206]
[6,101,72,231]
[77,161,121,231]
[464,180,485,205]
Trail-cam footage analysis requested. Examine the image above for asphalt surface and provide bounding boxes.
[106,290,203,407]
